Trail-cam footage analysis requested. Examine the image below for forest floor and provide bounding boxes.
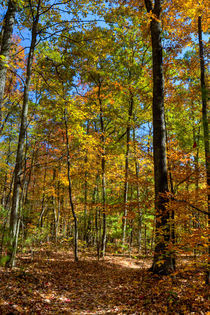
[0,247,209,314]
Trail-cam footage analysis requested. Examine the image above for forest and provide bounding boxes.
[0,0,209,313]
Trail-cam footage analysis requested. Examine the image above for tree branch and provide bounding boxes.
[172,197,209,216]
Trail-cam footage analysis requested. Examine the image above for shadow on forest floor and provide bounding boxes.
[0,249,208,314]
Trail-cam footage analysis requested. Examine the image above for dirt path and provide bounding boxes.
[0,249,208,314]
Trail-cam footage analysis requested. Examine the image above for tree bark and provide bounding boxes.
[133,129,142,253]
[0,0,16,122]
[84,121,89,243]
[98,80,106,258]
[1,137,12,208]
[198,15,209,284]
[6,0,41,268]
[122,92,133,246]
[64,108,78,262]
[144,0,175,274]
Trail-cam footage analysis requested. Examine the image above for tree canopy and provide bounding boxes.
[0,0,209,304]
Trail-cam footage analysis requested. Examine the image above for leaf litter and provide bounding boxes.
[0,249,209,314]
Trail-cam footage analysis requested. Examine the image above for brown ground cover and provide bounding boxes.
[0,248,209,314]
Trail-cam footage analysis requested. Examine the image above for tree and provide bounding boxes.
[0,0,16,122]
[6,0,42,267]
[64,108,79,262]
[198,15,209,284]
[0,0,207,277]
[144,0,175,274]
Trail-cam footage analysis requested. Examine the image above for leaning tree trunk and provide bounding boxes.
[198,15,209,284]
[6,1,41,268]
[0,0,16,122]
[144,0,175,275]
[64,108,78,262]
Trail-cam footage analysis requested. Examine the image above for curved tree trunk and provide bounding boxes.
[144,0,175,275]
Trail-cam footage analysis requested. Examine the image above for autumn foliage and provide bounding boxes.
[0,0,209,312]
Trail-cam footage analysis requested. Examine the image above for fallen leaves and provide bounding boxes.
[0,249,208,314]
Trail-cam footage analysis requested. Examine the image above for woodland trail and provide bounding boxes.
[0,249,208,314]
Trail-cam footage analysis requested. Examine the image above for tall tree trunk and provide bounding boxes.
[23,141,37,205]
[133,128,142,253]
[101,153,106,258]
[39,166,47,227]
[93,174,100,259]
[122,92,133,246]
[52,168,57,242]
[144,224,147,256]
[84,121,89,243]
[55,167,61,244]
[198,15,209,284]
[168,155,176,269]
[129,219,133,257]
[165,128,176,269]
[192,126,200,259]
[64,108,78,262]
[1,138,12,208]
[98,80,106,258]
[144,0,175,274]
[18,131,29,242]
[193,125,200,226]
[0,0,16,122]
[6,1,41,268]
[84,168,88,242]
